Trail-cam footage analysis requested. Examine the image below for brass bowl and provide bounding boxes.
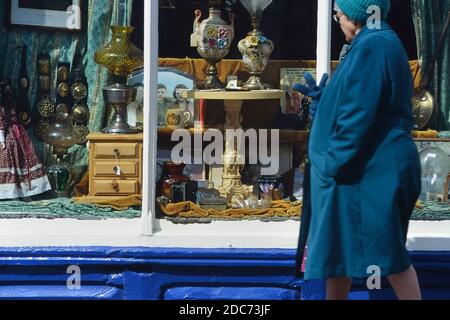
[412,89,434,130]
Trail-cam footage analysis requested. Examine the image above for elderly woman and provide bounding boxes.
[295,0,422,300]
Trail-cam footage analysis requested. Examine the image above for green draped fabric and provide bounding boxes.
[0,198,140,219]
[0,0,134,194]
[411,0,450,130]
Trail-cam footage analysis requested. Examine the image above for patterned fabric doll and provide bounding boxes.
[0,81,51,199]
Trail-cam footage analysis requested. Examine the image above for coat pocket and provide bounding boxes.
[311,160,336,189]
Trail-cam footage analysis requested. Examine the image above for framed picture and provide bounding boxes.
[157,67,195,128]
[280,68,316,114]
[127,68,144,129]
[8,0,82,31]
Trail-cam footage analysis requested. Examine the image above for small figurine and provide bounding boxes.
[0,80,51,199]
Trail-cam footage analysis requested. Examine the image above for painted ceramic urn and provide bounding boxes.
[193,7,235,89]
[238,0,274,90]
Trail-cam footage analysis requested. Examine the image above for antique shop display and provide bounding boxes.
[70,54,90,144]
[0,81,51,199]
[94,25,144,134]
[34,52,53,141]
[8,0,82,31]
[238,0,274,90]
[157,161,190,200]
[88,133,143,199]
[192,4,235,89]
[183,90,284,203]
[412,11,450,130]
[17,45,32,128]
[46,104,81,197]
[419,146,450,202]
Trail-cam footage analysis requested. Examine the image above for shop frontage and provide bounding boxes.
[0,0,449,300]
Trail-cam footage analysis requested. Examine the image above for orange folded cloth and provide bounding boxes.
[412,130,439,138]
[159,200,301,219]
[73,195,142,211]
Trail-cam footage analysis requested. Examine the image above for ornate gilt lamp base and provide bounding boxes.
[217,99,253,202]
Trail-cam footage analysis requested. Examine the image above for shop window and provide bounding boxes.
[0,0,434,243]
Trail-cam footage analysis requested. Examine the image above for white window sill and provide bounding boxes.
[0,219,449,250]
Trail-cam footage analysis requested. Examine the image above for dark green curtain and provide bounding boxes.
[411,0,450,130]
[0,0,134,190]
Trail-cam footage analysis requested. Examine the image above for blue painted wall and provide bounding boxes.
[0,248,448,300]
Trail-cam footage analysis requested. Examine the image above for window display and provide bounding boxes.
[0,0,144,218]
[0,0,448,225]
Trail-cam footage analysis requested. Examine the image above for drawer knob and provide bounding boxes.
[113,148,120,156]
[113,165,122,176]
[112,180,120,193]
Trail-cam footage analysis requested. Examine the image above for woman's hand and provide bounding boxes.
[293,73,329,119]
[293,72,328,99]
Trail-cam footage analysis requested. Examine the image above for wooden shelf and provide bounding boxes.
[157,128,308,148]
[414,138,450,142]
[87,133,144,141]
[182,89,284,101]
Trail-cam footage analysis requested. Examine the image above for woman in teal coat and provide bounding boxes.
[295,0,422,300]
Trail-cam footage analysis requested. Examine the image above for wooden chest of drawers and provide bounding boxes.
[87,133,143,200]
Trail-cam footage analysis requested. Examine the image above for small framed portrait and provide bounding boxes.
[280,67,316,114]
[157,68,195,128]
[127,68,144,130]
[8,0,82,31]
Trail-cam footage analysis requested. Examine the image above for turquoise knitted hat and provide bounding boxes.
[335,0,391,23]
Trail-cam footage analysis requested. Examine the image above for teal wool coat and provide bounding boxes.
[303,23,421,280]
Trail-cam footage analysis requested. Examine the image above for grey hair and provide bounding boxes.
[334,2,342,13]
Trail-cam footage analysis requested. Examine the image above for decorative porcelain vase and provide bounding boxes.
[194,7,234,89]
[238,0,274,90]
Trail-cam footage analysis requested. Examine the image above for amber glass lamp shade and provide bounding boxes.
[94,26,144,78]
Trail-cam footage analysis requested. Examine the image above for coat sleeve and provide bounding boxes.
[321,38,387,177]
